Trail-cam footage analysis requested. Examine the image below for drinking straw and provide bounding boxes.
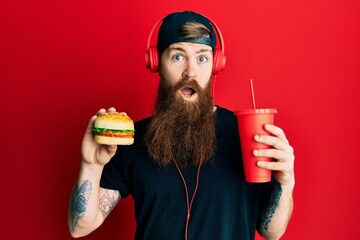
[250,79,256,109]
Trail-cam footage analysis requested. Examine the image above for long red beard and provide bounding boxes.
[144,77,216,169]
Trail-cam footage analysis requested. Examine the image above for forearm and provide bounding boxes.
[68,161,104,238]
[259,182,294,240]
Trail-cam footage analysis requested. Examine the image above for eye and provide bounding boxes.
[173,54,184,61]
[198,56,208,63]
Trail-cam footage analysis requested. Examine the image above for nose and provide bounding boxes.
[182,60,197,79]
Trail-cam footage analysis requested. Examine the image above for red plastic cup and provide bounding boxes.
[234,109,277,183]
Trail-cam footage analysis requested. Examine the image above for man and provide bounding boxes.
[68,11,295,240]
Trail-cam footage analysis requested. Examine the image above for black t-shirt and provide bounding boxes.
[100,106,273,240]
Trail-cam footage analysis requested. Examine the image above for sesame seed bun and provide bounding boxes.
[94,112,134,130]
[93,112,134,145]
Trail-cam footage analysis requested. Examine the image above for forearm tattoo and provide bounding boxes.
[99,190,120,219]
[69,180,92,233]
[261,181,282,231]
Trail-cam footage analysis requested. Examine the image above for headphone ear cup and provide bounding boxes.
[212,50,226,75]
[145,46,159,73]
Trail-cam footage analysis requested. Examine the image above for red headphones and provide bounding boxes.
[145,14,226,75]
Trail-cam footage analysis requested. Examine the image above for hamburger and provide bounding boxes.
[93,112,135,145]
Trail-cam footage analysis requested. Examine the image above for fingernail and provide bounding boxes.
[253,149,259,156]
[254,135,261,141]
[257,161,262,167]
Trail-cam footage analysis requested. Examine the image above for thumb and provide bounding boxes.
[85,115,97,135]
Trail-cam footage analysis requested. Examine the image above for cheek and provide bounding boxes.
[162,65,183,82]
[160,66,178,86]
[199,67,212,87]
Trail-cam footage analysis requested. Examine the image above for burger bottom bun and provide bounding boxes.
[95,135,134,145]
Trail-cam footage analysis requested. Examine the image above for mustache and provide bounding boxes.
[173,78,202,92]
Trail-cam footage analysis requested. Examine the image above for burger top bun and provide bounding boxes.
[94,112,134,130]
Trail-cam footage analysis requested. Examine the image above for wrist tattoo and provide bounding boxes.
[99,190,120,219]
[261,181,282,231]
[70,180,92,233]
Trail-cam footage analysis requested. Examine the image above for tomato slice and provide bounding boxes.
[97,131,135,138]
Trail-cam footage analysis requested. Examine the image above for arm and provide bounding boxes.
[68,166,121,238]
[68,108,121,238]
[254,124,295,240]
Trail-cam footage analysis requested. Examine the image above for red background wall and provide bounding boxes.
[2,0,360,239]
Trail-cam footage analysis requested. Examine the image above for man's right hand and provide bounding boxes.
[81,107,118,166]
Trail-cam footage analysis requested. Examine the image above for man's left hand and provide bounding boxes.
[253,124,295,188]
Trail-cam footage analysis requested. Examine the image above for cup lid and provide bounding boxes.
[234,108,277,114]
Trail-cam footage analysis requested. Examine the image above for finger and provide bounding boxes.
[106,144,117,157]
[96,108,107,116]
[254,134,294,154]
[253,148,294,162]
[264,124,289,144]
[257,160,293,172]
[107,107,116,112]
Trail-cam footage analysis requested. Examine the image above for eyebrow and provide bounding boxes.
[168,46,212,54]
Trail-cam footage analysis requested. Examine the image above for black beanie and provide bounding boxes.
[157,11,216,53]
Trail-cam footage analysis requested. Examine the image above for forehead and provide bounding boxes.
[167,42,213,53]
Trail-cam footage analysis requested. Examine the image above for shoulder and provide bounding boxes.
[215,106,237,129]
[214,106,240,148]
[132,116,152,138]
[134,116,152,129]
[215,105,236,120]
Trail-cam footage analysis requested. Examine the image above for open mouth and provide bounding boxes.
[180,87,196,99]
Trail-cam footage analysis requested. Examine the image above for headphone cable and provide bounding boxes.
[171,153,203,240]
